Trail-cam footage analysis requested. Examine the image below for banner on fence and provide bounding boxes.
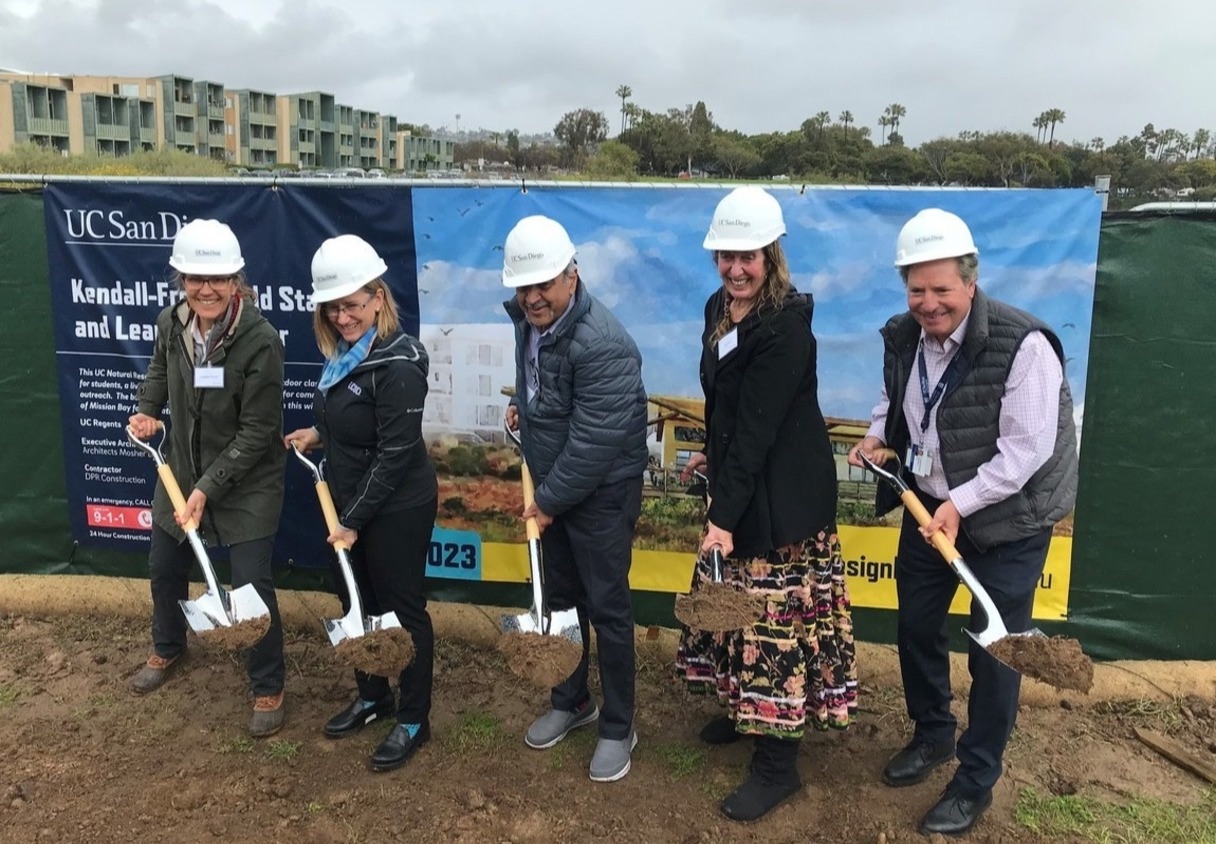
[43,182,1100,622]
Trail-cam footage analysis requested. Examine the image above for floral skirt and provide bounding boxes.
[674,527,858,738]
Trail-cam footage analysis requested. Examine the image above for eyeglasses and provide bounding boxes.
[323,293,376,319]
[182,275,236,290]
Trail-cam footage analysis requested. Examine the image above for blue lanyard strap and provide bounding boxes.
[917,342,964,435]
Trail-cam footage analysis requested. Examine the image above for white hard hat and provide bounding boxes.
[310,235,388,303]
[702,186,786,251]
[893,208,979,267]
[168,219,245,275]
[501,215,577,288]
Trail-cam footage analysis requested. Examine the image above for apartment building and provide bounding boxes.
[0,70,452,173]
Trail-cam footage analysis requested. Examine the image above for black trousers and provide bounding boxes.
[148,524,285,696]
[894,489,1051,796]
[541,476,642,741]
[333,497,438,727]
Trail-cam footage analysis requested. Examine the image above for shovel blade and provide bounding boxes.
[228,584,271,624]
[325,610,403,647]
[179,592,230,633]
[501,607,583,645]
[966,626,1049,658]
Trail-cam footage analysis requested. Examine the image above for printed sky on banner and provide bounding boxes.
[412,187,1101,422]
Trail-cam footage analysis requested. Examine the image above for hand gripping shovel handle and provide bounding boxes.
[126,423,238,628]
[290,445,373,643]
[518,457,548,629]
[857,448,1010,645]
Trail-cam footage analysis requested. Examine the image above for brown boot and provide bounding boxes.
[130,652,185,695]
[249,691,286,738]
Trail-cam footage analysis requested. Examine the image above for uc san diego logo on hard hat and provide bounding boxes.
[914,235,945,245]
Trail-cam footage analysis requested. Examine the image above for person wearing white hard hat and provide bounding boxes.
[848,208,1078,836]
[127,219,288,737]
[284,234,438,773]
[674,186,858,822]
[501,215,648,783]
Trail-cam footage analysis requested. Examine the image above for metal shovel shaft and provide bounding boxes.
[858,449,1020,649]
[290,445,399,645]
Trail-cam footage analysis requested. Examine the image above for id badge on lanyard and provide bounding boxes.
[911,343,959,477]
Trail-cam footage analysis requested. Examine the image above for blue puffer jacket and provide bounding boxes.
[504,281,648,515]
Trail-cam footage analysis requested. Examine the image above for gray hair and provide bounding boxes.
[899,253,978,285]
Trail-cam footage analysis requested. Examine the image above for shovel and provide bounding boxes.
[290,444,402,646]
[857,448,1047,650]
[127,423,271,632]
[674,544,766,632]
[499,421,582,645]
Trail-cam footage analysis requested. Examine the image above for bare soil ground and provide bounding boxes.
[2,611,1214,844]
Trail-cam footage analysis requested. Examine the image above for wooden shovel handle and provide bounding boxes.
[156,463,199,533]
[519,460,541,542]
[314,480,350,551]
[898,489,962,563]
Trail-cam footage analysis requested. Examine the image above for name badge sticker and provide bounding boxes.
[194,366,224,389]
[717,328,739,359]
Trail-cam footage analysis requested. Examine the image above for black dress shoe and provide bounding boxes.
[323,695,395,739]
[919,787,993,836]
[882,737,955,787]
[371,723,430,772]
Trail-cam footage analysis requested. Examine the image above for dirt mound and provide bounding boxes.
[673,584,767,632]
[332,627,416,678]
[496,630,583,689]
[989,634,1094,693]
[196,614,271,651]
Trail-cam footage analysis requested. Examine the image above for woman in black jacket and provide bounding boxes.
[285,234,438,773]
[675,187,858,821]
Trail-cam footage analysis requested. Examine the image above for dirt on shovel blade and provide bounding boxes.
[987,634,1094,693]
[333,627,416,678]
[496,631,582,690]
[196,615,270,651]
[673,583,767,633]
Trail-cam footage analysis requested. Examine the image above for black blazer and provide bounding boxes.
[700,288,837,558]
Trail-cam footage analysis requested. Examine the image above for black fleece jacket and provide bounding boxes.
[314,330,437,531]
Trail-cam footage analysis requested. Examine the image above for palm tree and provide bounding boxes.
[884,103,907,136]
[1032,115,1044,143]
[615,85,632,136]
[814,110,831,144]
[1090,137,1105,152]
[838,110,853,139]
[1044,108,1066,145]
[878,115,892,145]
[1193,128,1211,159]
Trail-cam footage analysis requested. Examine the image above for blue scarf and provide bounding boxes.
[318,327,377,396]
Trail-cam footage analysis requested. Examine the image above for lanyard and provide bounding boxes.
[917,342,963,435]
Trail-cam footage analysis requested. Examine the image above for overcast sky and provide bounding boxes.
[2,0,1213,146]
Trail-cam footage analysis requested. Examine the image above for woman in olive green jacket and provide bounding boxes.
[127,219,288,737]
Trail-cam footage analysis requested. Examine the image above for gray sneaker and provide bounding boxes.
[524,701,599,749]
[589,730,638,782]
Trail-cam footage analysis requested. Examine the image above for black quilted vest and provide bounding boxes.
[877,287,1078,551]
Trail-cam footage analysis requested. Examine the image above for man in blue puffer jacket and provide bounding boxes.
[501,214,648,783]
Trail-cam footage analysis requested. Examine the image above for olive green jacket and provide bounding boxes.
[136,297,286,545]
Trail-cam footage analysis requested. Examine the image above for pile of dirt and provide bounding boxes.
[673,584,767,632]
[196,614,271,651]
[496,630,582,689]
[332,627,416,678]
[988,634,1095,693]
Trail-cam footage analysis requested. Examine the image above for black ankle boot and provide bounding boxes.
[699,715,743,745]
[720,736,801,822]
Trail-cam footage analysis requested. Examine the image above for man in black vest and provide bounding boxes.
[849,208,1078,837]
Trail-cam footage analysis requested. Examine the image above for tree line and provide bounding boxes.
[461,89,1216,209]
